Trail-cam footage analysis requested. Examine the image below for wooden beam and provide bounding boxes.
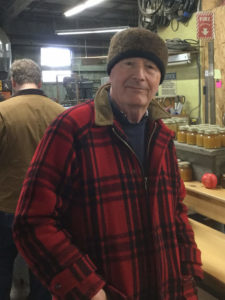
[202,0,223,10]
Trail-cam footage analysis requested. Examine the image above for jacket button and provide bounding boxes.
[54,283,62,290]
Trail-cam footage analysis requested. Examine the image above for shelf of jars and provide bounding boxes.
[174,138,225,182]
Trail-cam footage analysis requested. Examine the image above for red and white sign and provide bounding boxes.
[196,12,214,40]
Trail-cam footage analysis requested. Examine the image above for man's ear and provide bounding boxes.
[37,82,42,89]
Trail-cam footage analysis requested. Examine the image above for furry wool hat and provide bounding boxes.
[107,27,168,83]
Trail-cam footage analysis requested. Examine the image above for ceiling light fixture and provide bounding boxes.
[168,53,191,66]
[64,0,107,17]
[76,55,107,59]
[55,26,129,35]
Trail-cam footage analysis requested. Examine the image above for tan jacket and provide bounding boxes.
[0,93,65,213]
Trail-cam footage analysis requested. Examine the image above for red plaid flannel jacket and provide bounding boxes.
[13,84,203,299]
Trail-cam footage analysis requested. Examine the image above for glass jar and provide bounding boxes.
[203,129,220,149]
[178,161,193,181]
[220,174,225,188]
[215,128,221,148]
[175,117,189,129]
[163,119,177,135]
[196,128,204,147]
[219,128,225,147]
[186,127,197,145]
[177,125,188,143]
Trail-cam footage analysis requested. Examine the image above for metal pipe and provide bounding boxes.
[208,40,216,124]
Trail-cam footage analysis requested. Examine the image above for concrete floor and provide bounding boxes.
[10,255,29,300]
[198,288,218,300]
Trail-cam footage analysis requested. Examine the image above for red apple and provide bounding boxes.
[201,173,217,189]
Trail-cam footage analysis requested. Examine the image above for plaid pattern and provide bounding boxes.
[13,84,203,299]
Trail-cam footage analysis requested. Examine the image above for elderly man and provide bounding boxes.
[0,58,65,300]
[13,29,203,300]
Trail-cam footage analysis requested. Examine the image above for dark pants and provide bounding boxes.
[0,211,51,300]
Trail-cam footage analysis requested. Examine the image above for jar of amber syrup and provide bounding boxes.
[219,128,225,147]
[196,128,204,147]
[163,119,177,139]
[187,127,197,145]
[220,174,225,188]
[203,129,220,149]
[178,161,193,181]
[215,128,221,148]
[177,125,188,143]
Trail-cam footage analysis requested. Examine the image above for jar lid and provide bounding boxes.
[179,125,188,131]
[199,124,210,127]
[177,118,188,123]
[188,127,197,132]
[204,128,218,134]
[163,119,173,124]
[197,128,204,133]
[178,161,191,167]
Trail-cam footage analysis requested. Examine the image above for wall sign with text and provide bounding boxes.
[196,11,214,40]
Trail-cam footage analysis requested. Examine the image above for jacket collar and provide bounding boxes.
[11,89,47,98]
[94,83,170,126]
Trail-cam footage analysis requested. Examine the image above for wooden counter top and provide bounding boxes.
[184,182,225,294]
[184,181,225,224]
[189,219,225,292]
[185,181,225,202]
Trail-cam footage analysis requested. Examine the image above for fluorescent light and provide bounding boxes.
[168,53,191,66]
[86,0,106,8]
[168,61,191,66]
[64,0,106,17]
[55,26,129,35]
[77,56,107,59]
[64,4,86,17]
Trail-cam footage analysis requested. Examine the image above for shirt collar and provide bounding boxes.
[108,93,149,125]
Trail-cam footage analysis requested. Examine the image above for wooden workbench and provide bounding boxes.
[184,181,225,224]
[184,181,225,297]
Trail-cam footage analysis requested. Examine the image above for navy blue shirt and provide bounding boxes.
[109,96,148,166]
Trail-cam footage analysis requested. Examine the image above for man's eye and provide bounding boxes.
[125,61,133,66]
[146,64,153,69]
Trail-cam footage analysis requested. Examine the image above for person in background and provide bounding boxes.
[13,29,203,300]
[0,58,65,300]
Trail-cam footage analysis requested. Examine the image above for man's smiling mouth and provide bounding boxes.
[126,86,148,91]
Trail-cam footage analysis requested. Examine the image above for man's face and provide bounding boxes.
[109,57,161,112]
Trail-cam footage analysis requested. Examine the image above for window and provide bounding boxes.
[41,47,71,67]
[42,70,71,83]
[41,47,72,83]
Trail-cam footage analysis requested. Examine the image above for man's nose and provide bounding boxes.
[132,64,145,80]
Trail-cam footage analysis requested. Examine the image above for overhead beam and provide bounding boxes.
[10,36,109,49]
[5,0,35,21]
